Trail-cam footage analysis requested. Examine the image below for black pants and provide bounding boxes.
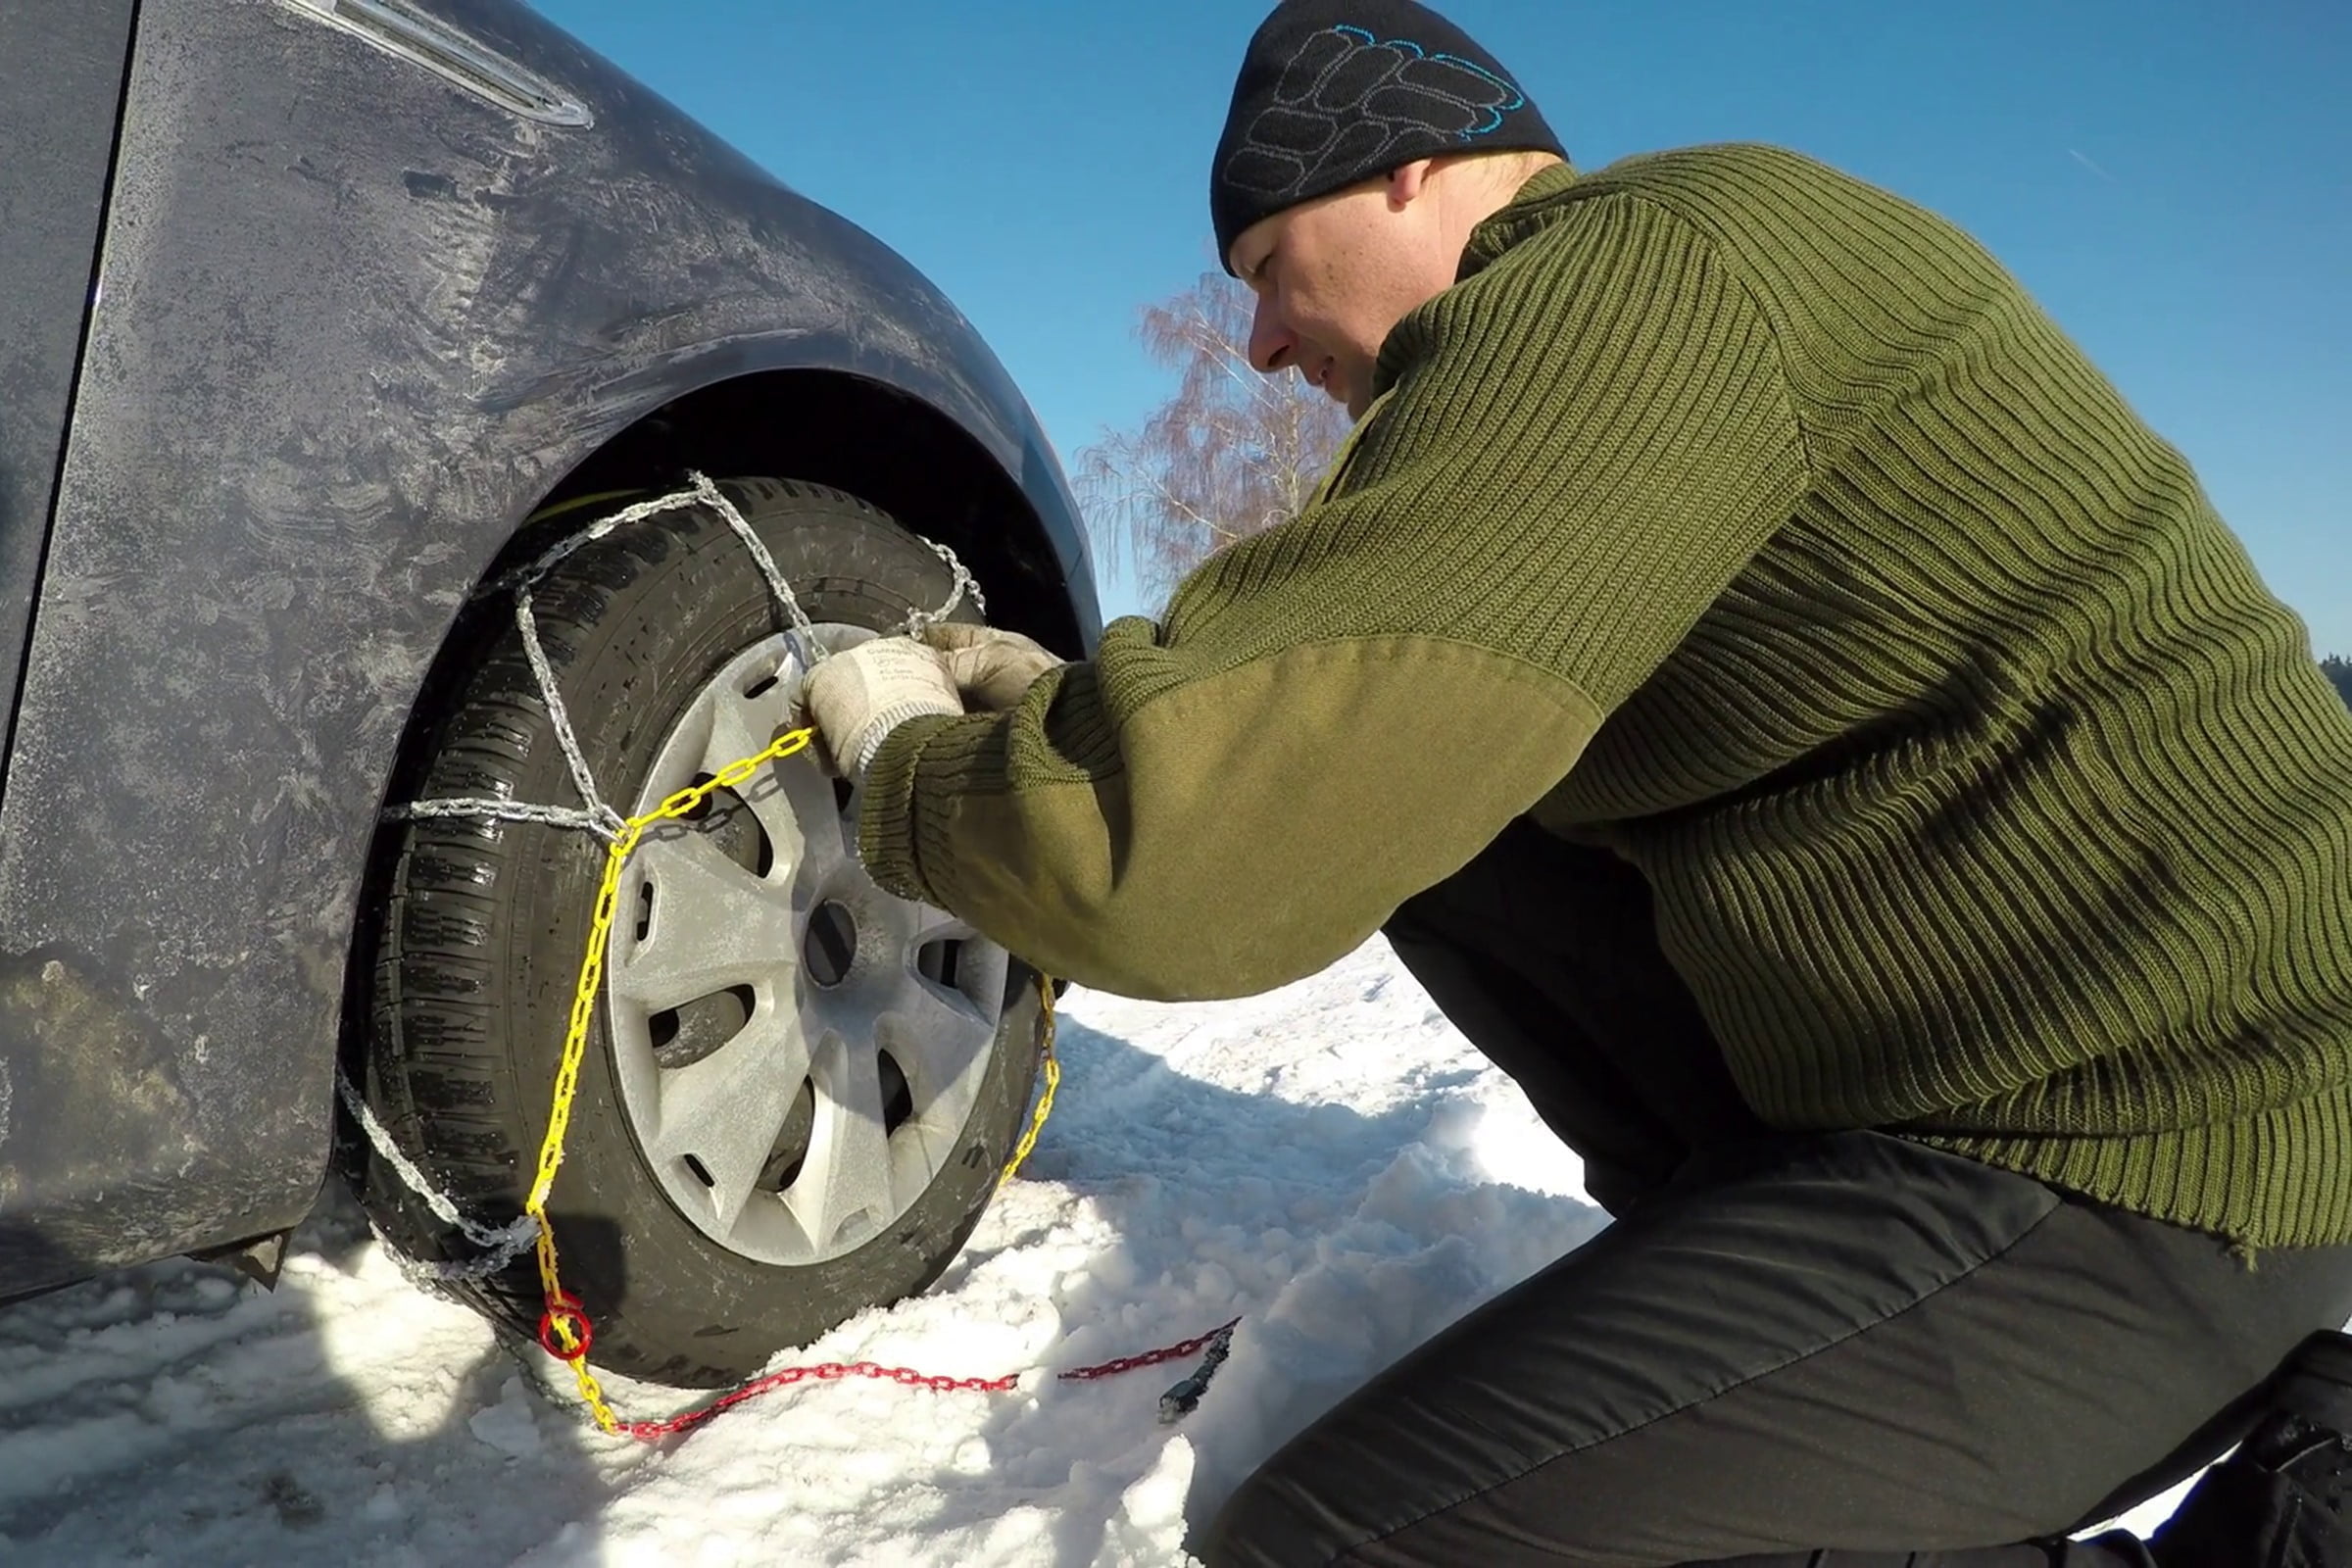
[1195,824,2352,1566]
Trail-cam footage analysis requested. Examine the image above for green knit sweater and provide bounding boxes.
[864,145,2352,1249]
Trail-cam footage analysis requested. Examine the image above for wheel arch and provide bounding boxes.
[521,367,1098,661]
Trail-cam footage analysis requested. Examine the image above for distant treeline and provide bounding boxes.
[2324,655,2351,711]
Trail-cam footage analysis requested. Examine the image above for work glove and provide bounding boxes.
[803,635,963,778]
[919,622,1065,710]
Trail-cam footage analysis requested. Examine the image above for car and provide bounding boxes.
[0,0,1101,1390]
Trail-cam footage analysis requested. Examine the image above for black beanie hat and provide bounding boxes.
[1210,0,1565,271]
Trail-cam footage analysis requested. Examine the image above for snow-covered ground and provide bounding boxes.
[0,940,2200,1566]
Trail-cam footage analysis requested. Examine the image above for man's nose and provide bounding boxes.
[1248,295,1297,375]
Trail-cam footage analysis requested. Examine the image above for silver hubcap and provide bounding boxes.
[605,629,1011,1265]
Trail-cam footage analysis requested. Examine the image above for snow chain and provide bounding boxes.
[346,473,1076,1437]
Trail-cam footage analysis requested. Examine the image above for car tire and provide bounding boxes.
[353,476,1044,1389]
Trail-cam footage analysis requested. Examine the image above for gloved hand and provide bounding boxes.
[803,635,963,777]
[919,623,1065,710]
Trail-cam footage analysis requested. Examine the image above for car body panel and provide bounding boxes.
[0,0,1100,1296]
[0,0,138,770]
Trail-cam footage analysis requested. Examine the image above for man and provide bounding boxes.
[807,1,2352,1562]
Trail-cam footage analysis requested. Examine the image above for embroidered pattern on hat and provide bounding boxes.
[1221,24,1529,201]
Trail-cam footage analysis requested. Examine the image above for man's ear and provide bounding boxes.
[1386,159,1438,210]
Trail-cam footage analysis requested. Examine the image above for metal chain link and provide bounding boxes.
[380,798,619,842]
[513,584,629,838]
[690,471,821,647]
[904,538,985,637]
[334,1066,541,1281]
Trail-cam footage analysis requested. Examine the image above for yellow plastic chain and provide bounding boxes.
[998,994,1060,1192]
[520,725,1060,1433]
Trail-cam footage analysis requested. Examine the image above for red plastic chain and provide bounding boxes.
[1055,1317,1244,1383]
[612,1315,1248,1443]
[536,1294,595,1362]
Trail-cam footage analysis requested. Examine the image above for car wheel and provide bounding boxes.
[354,476,1044,1389]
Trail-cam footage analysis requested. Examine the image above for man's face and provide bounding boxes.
[1228,167,1455,420]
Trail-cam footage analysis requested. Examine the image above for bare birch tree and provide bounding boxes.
[1076,272,1349,609]
[2323,653,2352,711]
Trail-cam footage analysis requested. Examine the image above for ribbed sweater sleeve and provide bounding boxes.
[858,192,1809,1001]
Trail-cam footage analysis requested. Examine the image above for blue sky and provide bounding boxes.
[529,1,2349,652]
